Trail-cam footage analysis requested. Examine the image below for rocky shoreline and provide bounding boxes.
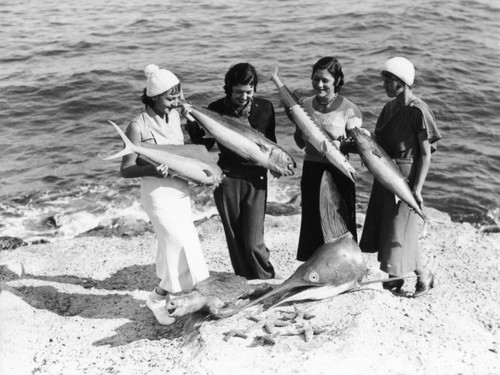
[1,208,499,375]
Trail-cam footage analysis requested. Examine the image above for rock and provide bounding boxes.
[479,225,500,233]
[0,236,27,251]
[79,216,153,237]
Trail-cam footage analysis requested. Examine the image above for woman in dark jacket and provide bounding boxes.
[188,63,278,280]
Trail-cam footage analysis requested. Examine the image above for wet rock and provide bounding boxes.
[266,194,301,216]
[0,236,27,251]
[479,225,500,233]
[0,262,24,281]
[80,216,153,238]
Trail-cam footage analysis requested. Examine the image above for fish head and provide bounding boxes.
[216,233,366,319]
[293,233,367,287]
[268,148,296,176]
[166,291,204,317]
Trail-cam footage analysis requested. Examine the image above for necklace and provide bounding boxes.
[316,93,338,106]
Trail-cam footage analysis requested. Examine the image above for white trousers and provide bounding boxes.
[141,177,209,293]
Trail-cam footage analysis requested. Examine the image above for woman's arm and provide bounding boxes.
[412,131,432,208]
[120,122,163,178]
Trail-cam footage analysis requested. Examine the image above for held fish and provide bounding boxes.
[103,120,224,186]
[348,126,427,221]
[182,103,296,176]
[270,65,356,182]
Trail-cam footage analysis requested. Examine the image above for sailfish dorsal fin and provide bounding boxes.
[319,170,350,242]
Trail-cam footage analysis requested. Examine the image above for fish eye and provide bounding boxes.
[308,272,319,283]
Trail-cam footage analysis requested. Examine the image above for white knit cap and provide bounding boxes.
[144,64,180,97]
[382,57,415,86]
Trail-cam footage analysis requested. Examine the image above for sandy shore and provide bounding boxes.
[0,208,499,375]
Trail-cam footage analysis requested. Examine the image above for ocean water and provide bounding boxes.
[1,0,499,242]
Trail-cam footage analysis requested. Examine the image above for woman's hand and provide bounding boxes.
[294,126,306,149]
[413,189,424,209]
[270,170,281,179]
[155,164,169,178]
[359,127,371,136]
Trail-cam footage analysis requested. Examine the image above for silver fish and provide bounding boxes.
[270,65,356,182]
[183,104,296,176]
[104,121,224,186]
[348,126,427,221]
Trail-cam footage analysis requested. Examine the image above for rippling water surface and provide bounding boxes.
[1,0,499,240]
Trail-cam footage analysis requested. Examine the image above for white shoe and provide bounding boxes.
[146,290,175,325]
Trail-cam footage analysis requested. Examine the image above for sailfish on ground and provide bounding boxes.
[218,170,422,319]
[219,170,367,319]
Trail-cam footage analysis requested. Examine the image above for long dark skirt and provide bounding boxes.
[359,161,421,276]
[296,160,357,261]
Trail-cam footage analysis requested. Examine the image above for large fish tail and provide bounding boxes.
[103,121,135,160]
[270,64,300,107]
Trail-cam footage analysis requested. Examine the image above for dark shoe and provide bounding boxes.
[382,276,404,293]
[413,272,435,298]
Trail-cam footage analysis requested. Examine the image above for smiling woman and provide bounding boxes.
[284,56,366,262]
[187,62,282,280]
[117,64,210,326]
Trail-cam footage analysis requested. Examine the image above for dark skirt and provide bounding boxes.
[296,160,357,261]
[359,161,422,276]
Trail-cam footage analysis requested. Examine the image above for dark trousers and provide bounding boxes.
[297,161,357,261]
[214,174,275,280]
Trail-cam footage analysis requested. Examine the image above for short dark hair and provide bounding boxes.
[381,71,405,86]
[311,57,344,93]
[223,63,258,96]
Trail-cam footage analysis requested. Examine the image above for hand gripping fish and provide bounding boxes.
[348,126,427,221]
[270,65,357,182]
[182,103,296,177]
[103,121,224,186]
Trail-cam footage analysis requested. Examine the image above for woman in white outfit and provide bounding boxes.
[120,64,209,325]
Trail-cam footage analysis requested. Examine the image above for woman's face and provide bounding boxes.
[153,90,182,114]
[230,84,254,108]
[382,75,404,98]
[311,69,336,99]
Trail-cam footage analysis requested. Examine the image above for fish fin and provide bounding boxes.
[274,282,357,306]
[271,62,279,81]
[103,121,135,160]
[371,148,383,158]
[203,169,212,177]
[358,274,418,287]
[320,140,329,155]
[319,171,349,241]
[256,141,270,153]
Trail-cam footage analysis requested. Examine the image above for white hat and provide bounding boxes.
[144,64,180,97]
[382,57,415,86]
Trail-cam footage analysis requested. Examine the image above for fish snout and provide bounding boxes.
[166,296,191,317]
[166,299,178,315]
